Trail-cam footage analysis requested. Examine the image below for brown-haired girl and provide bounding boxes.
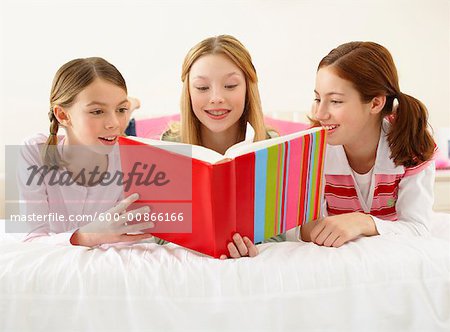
[19,57,152,247]
[301,41,436,247]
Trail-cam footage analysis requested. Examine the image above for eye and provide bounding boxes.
[225,84,238,89]
[117,107,128,113]
[331,100,343,104]
[314,98,321,103]
[195,86,209,91]
[90,109,103,115]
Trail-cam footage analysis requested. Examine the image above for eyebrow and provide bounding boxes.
[192,72,242,80]
[314,90,345,96]
[86,99,129,107]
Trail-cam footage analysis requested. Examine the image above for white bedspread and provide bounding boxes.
[1,214,450,331]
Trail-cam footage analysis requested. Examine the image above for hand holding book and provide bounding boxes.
[220,233,259,259]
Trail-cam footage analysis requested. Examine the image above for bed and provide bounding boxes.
[1,213,449,331]
[1,114,450,331]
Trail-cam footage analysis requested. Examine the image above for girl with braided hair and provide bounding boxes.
[18,57,152,247]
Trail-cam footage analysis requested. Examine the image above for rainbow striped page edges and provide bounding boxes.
[251,129,326,243]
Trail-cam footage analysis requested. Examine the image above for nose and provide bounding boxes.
[210,87,224,104]
[104,112,120,129]
[313,101,330,121]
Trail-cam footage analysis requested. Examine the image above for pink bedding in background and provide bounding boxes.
[133,114,450,169]
[134,114,310,139]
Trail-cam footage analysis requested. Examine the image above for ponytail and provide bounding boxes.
[316,41,436,168]
[41,108,64,167]
[387,92,435,167]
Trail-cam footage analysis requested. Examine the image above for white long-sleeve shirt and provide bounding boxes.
[322,120,435,236]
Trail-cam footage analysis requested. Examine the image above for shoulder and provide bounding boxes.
[23,133,51,146]
[402,140,438,177]
[19,134,49,164]
[381,119,436,177]
[161,129,181,142]
[19,133,64,165]
[266,129,279,139]
[403,159,435,177]
[22,133,65,147]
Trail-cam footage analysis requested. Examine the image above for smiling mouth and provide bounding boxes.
[205,109,230,116]
[321,124,339,130]
[98,136,118,144]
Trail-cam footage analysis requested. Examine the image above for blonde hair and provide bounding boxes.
[173,35,267,145]
[42,57,127,166]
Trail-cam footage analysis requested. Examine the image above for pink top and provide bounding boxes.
[18,134,124,245]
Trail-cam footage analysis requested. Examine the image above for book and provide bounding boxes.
[118,126,327,258]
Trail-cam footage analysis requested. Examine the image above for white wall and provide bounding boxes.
[1,0,449,175]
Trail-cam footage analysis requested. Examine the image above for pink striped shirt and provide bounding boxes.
[322,120,435,236]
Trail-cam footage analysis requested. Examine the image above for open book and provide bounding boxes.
[118,126,327,258]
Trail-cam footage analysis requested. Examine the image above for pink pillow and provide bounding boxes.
[134,114,310,139]
[264,116,310,135]
[436,153,450,170]
[135,114,180,139]
[134,115,450,170]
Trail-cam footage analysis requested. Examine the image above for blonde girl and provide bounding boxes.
[163,35,278,258]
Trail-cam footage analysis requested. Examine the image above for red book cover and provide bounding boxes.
[118,126,326,258]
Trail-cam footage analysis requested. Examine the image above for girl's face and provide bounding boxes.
[313,66,378,147]
[62,78,129,153]
[189,53,246,136]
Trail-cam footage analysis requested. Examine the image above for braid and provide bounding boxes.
[42,57,127,166]
[41,108,63,167]
[48,110,59,136]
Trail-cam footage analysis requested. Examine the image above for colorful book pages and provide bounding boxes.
[249,129,327,243]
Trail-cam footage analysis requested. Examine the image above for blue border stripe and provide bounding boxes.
[308,132,318,220]
[254,149,268,243]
